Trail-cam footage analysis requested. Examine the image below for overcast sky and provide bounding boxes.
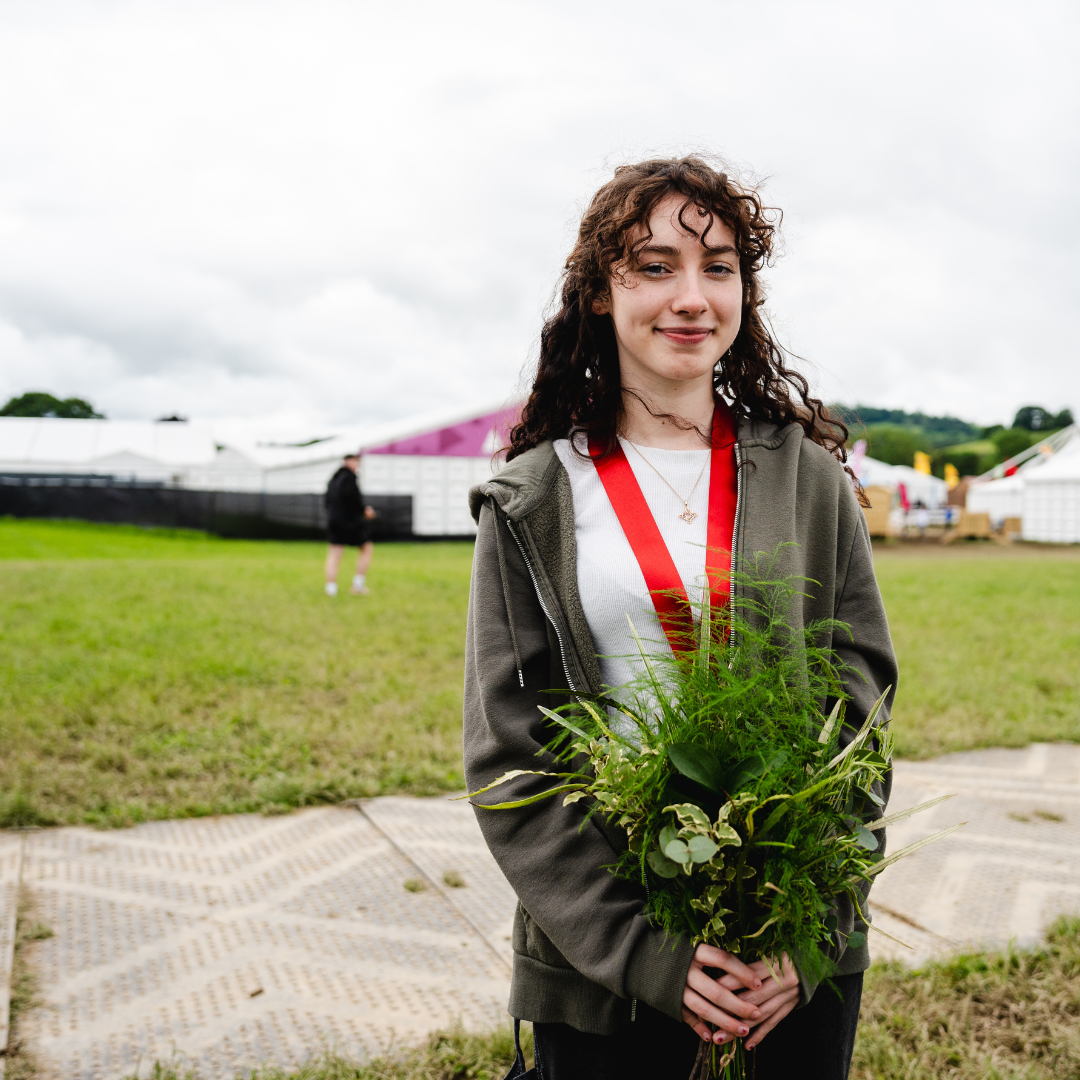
[0,0,1076,433]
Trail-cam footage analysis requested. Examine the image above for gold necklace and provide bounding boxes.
[624,441,710,524]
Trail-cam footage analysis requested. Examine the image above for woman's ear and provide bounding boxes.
[592,294,611,315]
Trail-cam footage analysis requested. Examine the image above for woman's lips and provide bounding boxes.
[657,327,712,345]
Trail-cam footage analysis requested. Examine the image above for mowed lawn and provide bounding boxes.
[0,520,474,827]
[1,518,1078,827]
[873,543,1080,758]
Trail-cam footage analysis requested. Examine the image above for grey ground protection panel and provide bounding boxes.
[16,806,513,1080]
[359,797,517,966]
[6,746,1080,1079]
[0,834,24,1075]
[870,742,1080,962]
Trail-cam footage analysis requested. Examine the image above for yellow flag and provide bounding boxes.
[944,463,959,489]
[914,451,932,475]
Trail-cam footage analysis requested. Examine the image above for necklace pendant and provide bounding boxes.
[678,508,697,524]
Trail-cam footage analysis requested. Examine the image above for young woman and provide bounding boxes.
[464,157,897,1080]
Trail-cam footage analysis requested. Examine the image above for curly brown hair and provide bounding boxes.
[506,155,849,466]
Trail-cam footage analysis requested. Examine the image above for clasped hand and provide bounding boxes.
[682,944,800,1049]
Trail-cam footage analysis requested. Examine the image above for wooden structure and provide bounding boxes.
[860,485,897,537]
[942,510,993,544]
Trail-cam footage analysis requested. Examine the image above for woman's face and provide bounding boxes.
[597,194,743,395]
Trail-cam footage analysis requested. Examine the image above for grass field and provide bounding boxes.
[0,520,472,827]
[1,518,1078,827]
[872,543,1080,758]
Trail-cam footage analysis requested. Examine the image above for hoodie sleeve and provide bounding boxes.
[463,500,696,1022]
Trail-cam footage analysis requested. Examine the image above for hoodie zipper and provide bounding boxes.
[730,441,743,609]
[505,518,578,694]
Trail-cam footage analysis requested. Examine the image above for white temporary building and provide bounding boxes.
[855,455,949,507]
[965,474,1024,524]
[966,425,1079,539]
[0,417,218,484]
[0,402,520,537]
[1022,436,1080,542]
[253,402,518,536]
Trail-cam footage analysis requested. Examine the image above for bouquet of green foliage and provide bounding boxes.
[468,553,961,1079]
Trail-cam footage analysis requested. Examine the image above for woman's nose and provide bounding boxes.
[672,275,708,315]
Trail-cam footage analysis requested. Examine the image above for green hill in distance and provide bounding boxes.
[831,404,1073,477]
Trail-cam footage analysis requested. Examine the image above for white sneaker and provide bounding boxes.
[325,582,338,597]
[350,584,370,596]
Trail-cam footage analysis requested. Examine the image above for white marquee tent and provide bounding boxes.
[966,424,1079,540]
[0,402,519,537]
[965,473,1024,524]
[855,455,949,507]
[1022,436,1080,542]
[0,417,218,484]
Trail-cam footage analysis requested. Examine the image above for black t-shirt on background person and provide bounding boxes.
[324,466,371,546]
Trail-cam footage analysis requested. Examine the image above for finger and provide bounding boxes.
[681,1007,713,1043]
[747,985,800,1025]
[687,968,762,1020]
[716,961,771,993]
[682,987,753,1037]
[725,979,783,1009]
[745,995,799,1049]
[693,944,762,991]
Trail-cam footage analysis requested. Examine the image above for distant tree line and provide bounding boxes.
[0,391,104,419]
[833,404,1075,477]
[1,390,1073,482]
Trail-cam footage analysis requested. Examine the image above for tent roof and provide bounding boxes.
[254,400,520,472]
[1025,434,1080,481]
[969,473,1025,494]
[0,417,217,466]
[856,456,949,502]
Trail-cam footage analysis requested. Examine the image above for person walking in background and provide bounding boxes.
[324,453,376,596]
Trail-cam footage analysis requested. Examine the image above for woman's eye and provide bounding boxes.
[707,264,735,276]
[640,263,669,276]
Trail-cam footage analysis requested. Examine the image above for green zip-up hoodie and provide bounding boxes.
[464,418,897,1036]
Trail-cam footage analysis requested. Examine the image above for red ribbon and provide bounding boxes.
[588,404,737,654]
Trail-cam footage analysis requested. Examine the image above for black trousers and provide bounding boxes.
[527,972,863,1080]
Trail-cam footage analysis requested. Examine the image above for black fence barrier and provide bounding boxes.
[0,474,413,541]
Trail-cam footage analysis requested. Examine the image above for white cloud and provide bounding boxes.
[0,0,1076,429]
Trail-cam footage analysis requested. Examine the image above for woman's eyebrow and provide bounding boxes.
[636,243,738,258]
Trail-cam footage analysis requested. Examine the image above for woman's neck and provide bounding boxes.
[619,382,715,450]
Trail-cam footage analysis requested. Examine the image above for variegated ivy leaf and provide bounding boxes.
[714,823,742,848]
[665,803,711,830]
[562,791,588,806]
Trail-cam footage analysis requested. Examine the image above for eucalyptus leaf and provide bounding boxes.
[855,825,879,851]
[846,931,867,950]
[659,825,680,850]
[647,848,680,879]
[664,838,691,864]
[687,835,719,863]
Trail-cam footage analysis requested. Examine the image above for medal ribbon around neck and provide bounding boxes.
[588,402,739,655]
